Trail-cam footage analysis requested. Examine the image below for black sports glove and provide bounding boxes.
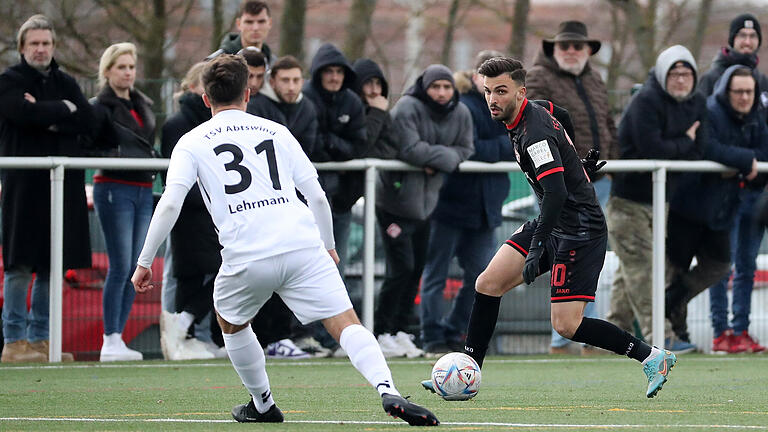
[522,246,544,285]
[581,148,606,177]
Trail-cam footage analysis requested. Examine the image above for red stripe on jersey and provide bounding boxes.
[506,98,529,130]
[505,239,528,255]
[536,166,564,181]
[547,101,553,114]
[551,295,596,301]
[93,175,153,188]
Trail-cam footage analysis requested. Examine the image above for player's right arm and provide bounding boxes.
[132,147,196,292]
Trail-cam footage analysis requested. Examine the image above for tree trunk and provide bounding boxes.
[143,0,167,124]
[440,0,461,67]
[399,0,427,88]
[605,3,629,111]
[279,0,307,62]
[211,0,224,52]
[690,0,714,64]
[344,0,377,61]
[508,0,530,60]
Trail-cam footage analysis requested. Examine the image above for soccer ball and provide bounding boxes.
[430,352,481,401]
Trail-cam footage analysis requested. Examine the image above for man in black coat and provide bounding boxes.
[606,45,706,353]
[303,43,367,277]
[206,1,276,65]
[0,15,92,363]
[252,55,318,157]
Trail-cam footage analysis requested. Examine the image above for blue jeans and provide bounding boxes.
[709,189,765,336]
[94,182,153,335]
[419,220,496,349]
[1,268,50,343]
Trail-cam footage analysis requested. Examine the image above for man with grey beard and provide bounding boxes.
[526,20,618,355]
[606,45,706,354]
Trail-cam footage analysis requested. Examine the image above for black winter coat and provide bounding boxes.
[0,58,92,271]
[91,86,157,183]
[161,92,220,276]
[611,72,707,204]
[303,43,367,199]
[248,90,318,157]
[672,65,768,230]
[698,47,768,99]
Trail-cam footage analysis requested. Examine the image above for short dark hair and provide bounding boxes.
[730,66,754,81]
[239,0,269,17]
[203,54,249,106]
[240,47,266,68]
[270,55,303,78]
[477,57,526,86]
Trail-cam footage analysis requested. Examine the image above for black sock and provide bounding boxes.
[571,317,651,362]
[463,292,501,368]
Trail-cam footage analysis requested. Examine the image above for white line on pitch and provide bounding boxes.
[1,417,767,429]
[1,356,766,371]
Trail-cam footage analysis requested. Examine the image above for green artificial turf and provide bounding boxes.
[1,354,767,431]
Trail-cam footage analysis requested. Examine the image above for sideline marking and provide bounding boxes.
[1,356,765,371]
[1,417,767,429]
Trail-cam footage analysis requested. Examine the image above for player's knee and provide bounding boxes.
[475,271,506,297]
[551,315,579,339]
[216,312,249,334]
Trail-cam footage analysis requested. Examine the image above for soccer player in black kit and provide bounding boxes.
[422,57,676,399]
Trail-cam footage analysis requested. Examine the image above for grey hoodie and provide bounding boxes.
[653,45,698,98]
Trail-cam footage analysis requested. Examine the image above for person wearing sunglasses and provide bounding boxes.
[527,20,618,356]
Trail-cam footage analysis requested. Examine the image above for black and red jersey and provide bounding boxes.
[507,98,606,240]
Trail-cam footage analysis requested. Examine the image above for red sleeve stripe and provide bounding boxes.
[551,295,596,301]
[536,166,564,181]
[505,239,528,256]
[547,101,554,114]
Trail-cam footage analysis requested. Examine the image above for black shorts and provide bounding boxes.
[506,220,607,303]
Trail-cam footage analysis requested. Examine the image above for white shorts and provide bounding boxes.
[213,245,353,326]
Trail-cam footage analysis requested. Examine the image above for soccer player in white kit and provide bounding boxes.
[131,55,439,426]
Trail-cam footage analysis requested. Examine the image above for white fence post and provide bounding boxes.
[49,163,65,363]
[363,163,378,330]
[651,166,667,349]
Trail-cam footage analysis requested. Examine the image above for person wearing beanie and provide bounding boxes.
[373,64,473,356]
[607,45,707,355]
[699,13,768,96]
[418,50,517,356]
[700,13,768,356]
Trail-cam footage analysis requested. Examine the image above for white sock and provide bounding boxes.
[178,311,195,332]
[222,327,275,412]
[642,346,662,365]
[339,324,400,397]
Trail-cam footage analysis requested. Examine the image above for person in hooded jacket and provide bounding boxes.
[667,65,768,352]
[303,43,367,280]
[374,64,474,357]
[699,13,768,355]
[91,42,157,362]
[418,50,515,355]
[605,45,706,354]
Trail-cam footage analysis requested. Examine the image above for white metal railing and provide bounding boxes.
[1,156,765,362]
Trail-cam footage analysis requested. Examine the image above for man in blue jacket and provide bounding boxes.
[666,65,768,350]
[418,50,514,355]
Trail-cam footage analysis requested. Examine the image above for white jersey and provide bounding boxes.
[166,109,323,265]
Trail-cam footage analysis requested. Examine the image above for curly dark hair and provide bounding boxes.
[203,54,249,105]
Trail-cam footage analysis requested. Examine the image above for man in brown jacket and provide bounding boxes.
[526,20,618,355]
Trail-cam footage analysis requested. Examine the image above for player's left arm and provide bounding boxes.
[522,137,568,284]
[132,148,195,292]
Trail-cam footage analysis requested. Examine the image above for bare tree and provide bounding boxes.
[280,0,307,61]
[473,0,531,59]
[689,0,714,63]
[211,0,224,52]
[440,0,461,66]
[344,0,377,62]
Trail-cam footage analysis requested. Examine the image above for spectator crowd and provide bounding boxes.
[1,2,767,363]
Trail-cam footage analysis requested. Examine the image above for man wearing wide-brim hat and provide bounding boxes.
[526,20,619,356]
